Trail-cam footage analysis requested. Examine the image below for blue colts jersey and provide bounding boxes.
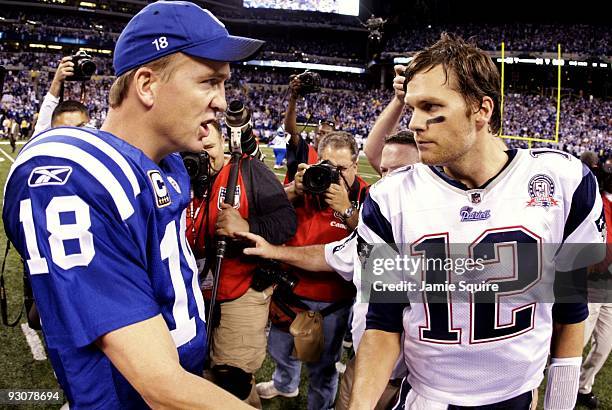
[3,127,207,409]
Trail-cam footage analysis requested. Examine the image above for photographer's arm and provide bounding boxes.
[248,159,297,244]
[33,57,74,136]
[285,77,301,146]
[238,232,332,272]
[364,65,406,175]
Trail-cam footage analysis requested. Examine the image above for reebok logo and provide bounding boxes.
[28,166,72,187]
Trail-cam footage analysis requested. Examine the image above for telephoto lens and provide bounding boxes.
[225,100,263,160]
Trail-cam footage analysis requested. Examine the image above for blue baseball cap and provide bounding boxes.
[113,1,265,76]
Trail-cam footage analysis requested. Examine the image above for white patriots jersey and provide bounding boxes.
[2,127,206,409]
[330,149,603,406]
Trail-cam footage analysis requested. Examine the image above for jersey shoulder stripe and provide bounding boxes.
[6,141,135,220]
[361,194,395,246]
[23,127,141,197]
[563,164,598,242]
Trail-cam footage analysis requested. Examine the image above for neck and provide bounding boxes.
[442,134,508,189]
[101,107,165,163]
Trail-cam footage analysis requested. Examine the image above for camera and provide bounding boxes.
[181,151,210,198]
[292,70,321,96]
[251,261,299,293]
[225,100,263,161]
[67,51,96,82]
[302,160,341,194]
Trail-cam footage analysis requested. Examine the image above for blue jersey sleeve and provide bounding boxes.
[4,153,160,349]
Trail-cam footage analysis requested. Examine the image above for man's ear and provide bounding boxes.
[474,96,494,131]
[132,67,158,108]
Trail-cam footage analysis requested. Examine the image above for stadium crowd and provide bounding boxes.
[2,11,610,59]
[0,52,612,163]
[384,23,611,56]
[1,54,610,161]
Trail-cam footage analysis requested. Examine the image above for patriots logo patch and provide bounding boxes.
[28,166,72,187]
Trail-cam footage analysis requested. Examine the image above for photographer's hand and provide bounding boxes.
[216,203,249,238]
[325,183,352,215]
[286,163,309,202]
[294,163,309,196]
[49,57,75,98]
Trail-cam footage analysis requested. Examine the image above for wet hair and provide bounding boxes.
[404,33,501,134]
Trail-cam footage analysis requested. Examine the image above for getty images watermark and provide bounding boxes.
[356,242,611,304]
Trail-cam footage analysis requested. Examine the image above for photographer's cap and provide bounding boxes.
[113,1,264,76]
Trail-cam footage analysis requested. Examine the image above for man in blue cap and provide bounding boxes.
[2,2,263,408]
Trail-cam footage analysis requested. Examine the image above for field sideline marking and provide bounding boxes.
[21,323,47,361]
[0,149,45,361]
[0,146,16,163]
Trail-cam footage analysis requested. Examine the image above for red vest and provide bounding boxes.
[287,176,369,302]
[595,192,612,273]
[186,157,255,301]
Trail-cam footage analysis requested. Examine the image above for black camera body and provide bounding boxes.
[226,100,263,161]
[251,261,298,293]
[293,70,321,96]
[302,160,341,194]
[67,51,96,81]
[181,151,210,198]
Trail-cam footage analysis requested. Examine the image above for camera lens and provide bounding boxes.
[303,165,333,194]
[183,158,199,178]
[79,59,96,77]
[226,100,249,128]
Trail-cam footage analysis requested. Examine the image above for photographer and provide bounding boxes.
[283,70,333,183]
[32,55,91,136]
[186,121,296,407]
[256,131,368,410]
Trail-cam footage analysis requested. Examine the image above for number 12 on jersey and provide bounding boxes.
[412,227,542,344]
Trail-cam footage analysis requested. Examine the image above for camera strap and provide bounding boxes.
[274,291,352,319]
[0,239,23,327]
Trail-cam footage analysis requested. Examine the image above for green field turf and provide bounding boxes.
[0,142,609,409]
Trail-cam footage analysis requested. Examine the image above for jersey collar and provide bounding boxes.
[427,149,519,192]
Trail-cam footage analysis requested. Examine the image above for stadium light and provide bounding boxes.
[242,59,366,74]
